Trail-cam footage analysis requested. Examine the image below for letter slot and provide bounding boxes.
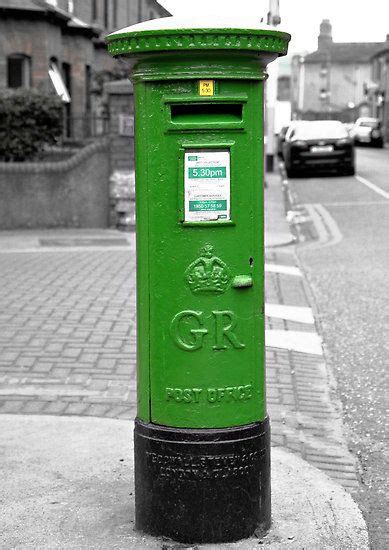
[171,103,243,124]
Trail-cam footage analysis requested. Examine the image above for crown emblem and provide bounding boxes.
[185,245,231,295]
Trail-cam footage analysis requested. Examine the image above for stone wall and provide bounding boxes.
[0,140,110,230]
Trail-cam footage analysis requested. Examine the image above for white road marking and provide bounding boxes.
[265,263,302,276]
[315,203,343,245]
[265,303,315,324]
[266,329,323,355]
[355,175,389,200]
[322,201,389,206]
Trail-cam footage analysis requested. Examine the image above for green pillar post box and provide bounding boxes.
[107,17,290,544]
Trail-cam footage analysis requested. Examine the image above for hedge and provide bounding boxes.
[0,90,63,162]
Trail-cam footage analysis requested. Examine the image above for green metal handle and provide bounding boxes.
[232,275,253,288]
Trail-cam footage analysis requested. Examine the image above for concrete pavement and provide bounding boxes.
[0,415,369,549]
[0,170,369,547]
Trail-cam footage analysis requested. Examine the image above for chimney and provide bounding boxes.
[318,19,333,51]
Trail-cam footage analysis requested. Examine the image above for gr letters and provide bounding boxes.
[170,309,245,351]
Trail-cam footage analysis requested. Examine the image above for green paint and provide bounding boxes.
[107,23,289,429]
[106,27,290,57]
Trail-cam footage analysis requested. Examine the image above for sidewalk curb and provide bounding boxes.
[280,163,301,239]
[265,169,296,248]
[0,228,136,253]
[0,415,369,549]
[265,232,296,248]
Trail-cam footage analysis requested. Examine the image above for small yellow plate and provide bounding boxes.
[199,80,214,96]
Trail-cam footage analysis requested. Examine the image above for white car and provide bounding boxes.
[350,118,384,147]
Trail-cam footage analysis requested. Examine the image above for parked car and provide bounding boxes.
[282,120,355,177]
[350,117,384,147]
[343,122,354,133]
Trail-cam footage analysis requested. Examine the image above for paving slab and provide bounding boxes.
[0,177,360,491]
[0,175,362,477]
[0,415,368,549]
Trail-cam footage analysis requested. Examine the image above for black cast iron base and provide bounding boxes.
[134,417,271,544]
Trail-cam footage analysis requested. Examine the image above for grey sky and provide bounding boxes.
[159,1,389,54]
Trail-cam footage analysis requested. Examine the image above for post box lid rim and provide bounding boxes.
[106,15,290,45]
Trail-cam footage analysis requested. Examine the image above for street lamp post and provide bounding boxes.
[298,55,305,115]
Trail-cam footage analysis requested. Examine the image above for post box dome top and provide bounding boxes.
[106,15,290,57]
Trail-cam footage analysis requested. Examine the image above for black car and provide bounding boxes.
[282,120,355,177]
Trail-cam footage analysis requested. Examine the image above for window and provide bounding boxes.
[92,0,98,21]
[67,0,74,13]
[61,62,71,101]
[85,65,91,114]
[46,0,58,6]
[60,62,72,138]
[85,65,92,137]
[7,54,31,89]
[113,0,118,27]
[104,0,109,28]
[48,60,71,103]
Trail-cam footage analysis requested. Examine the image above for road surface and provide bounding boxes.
[287,146,389,550]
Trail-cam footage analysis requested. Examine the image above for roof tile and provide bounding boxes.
[305,42,387,63]
[0,0,44,10]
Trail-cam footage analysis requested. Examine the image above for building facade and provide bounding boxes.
[0,0,170,137]
[370,46,389,141]
[291,20,388,121]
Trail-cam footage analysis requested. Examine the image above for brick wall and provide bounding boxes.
[120,0,171,26]
[146,0,170,20]
[62,33,95,123]
[127,0,139,23]
[72,0,92,23]
[0,17,97,130]
[55,0,170,29]
[0,18,62,92]
[88,0,133,32]
[0,1,170,139]
[0,140,111,229]
[302,61,371,112]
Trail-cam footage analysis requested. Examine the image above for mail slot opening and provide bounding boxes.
[171,103,243,124]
